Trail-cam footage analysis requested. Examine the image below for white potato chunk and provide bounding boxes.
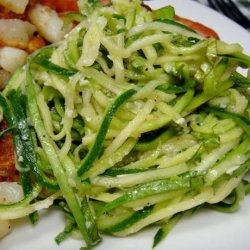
[0,19,36,49]
[0,0,29,14]
[0,47,28,73]
[0,182,24,204]
[0,182,24,239]
[29,4,68,43]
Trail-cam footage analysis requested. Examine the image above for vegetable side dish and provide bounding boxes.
[0,0,250,249]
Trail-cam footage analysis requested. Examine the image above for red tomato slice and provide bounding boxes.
[0,119,17,182]
[39,0,79,12]
[100,0,110,3]
[38,0,112,13]
[175,16,219,39]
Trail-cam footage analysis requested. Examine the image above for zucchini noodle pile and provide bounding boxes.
[1,0,250,248]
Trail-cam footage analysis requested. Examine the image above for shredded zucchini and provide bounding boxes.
[0,0,250,249]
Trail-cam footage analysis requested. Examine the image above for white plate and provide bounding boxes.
[2,1,250,250]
